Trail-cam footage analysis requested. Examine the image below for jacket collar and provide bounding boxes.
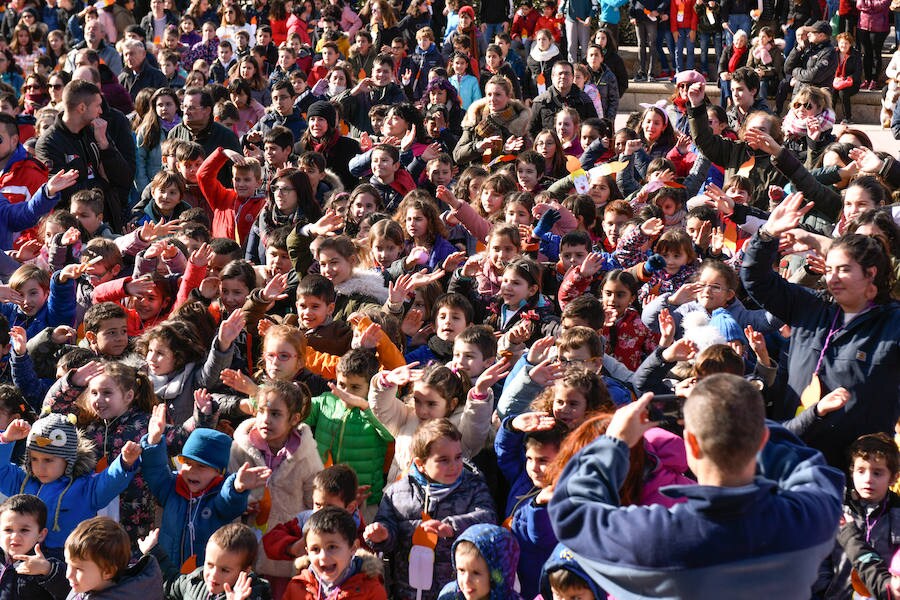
[661,477,777,515]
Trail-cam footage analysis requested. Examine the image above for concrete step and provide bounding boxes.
[619,80,886,125]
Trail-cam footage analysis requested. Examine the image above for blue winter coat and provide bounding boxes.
[437,524,524,600]
[495,419,557,600]
[548,423,844,599]
[598,0,631,23]
[741,233,900,467]
[0,270,76,340]
[0,440,138,551]
[139,433,250,568]
[0,183,60,251]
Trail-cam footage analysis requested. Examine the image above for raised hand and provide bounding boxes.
[461,255,485,278]
[223,149,248,166]
[388,273,414,305]
[60,226,81,247]
[221,369,259,397]
[355,322,383,349]
[658,307,676,346]
[817,387,850,416]
[308,209,343,237]
[189,242,214,267]
[687,81,706,107]
[234,462,272,492]
[668,281,702,306]
[0,285,23,305]
[744,126,782,155]
[409,268,445,289]
[400,124,417,152]
[763,192,813,237]
[503,136,525,153]
[120,440,142,468]
[224,571,253,600]
[710,227,725,255]
[507,319,534,346]
[46,169,81,196]
[441,251,467,273]
[606,393,658,447]
[194,388,213,415]
[529,357,563,387]
[511,411,556,433]
[217,309,246,350]
[383,362,422,387]
[2,419,31,442]
[51,325,76,345]
[473,357,511,395]
[71,360,104,387]
[849,146,885,173]
[435,185,461,210]
[527,335,555,366]
[640,217,664,238]
[421,519,454,538]
[144,240,167,260]
[421,141,442,162]
[125,276,156,298]
[806,250,826,275]
[147,403,167,445]
[137,529,159,556]
[10,239,41,262]
[13,544,50,575]
[58,262,90,283]
[579,252,607,279]
[260,272,289,303]
[328,381,369,410]
[661,337,699,363]
[9,326,26,356]
[199,276,220,300]
[400,307,424,337]
[743,325,770,366]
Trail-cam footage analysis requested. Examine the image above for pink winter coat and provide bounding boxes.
[857,0,891,32]
[639,427,696,507]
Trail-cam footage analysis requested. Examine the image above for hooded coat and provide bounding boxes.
[285,550,386,600]
[453,98,532,166]
[438,524,524,600]
[65,555,163,600]
[537,544,607,600]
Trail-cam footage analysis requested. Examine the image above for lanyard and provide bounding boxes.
[813,311,842,375]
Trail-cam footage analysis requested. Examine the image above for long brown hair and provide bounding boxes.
[136,88,180,149]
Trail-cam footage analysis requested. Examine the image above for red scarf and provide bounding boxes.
[728,46,747,73]
[174,472,224,500]
[836,53,848,78]
[311,128,340,155]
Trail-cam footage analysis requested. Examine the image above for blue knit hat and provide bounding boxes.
[179,428,232,472]
[708,308,747,346]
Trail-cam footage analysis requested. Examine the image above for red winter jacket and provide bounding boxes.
[197,148,267,244]
[670,0,699,33]
[511,9,540,38]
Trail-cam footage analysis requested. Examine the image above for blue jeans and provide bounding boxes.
[697,30,722,75]
[481,22,506,50]
[720,77,731,107]
[726,13,751,45]
[656,26,676,72]
[784,26,797,56]
[895,11,900,45]
[675,28,696,71]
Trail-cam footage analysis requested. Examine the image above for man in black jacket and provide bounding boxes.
[529,61,599,138]
[35,80,132,233]
[775,20,837,113]
[119,39,168,101]
[169,87,242,186]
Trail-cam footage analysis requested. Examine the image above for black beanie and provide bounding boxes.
[307,101,337,131]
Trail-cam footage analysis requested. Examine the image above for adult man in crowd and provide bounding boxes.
[529,61,599,138]
[170,87,242,186]
[35,80,132,232]
[335,53,407,136]
[550,374,844,599]
[64,19,123,76]
[775,20,838,113]
[119,39,168,101]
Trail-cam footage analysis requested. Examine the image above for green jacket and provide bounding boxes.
[306,391,394,504]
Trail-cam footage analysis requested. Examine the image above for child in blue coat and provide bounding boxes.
[0,412,141,555]
[139,404,271,572]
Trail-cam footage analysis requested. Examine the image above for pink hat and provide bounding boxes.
[459,5,475,18]
[890,548,900,575]
[675,70,706,86]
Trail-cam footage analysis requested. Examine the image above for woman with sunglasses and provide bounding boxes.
[20,73,49,116]
[216,4,256,45]
[781,85,836,169]
[47,71,71,110]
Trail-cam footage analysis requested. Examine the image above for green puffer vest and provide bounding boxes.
[305,392,394,504]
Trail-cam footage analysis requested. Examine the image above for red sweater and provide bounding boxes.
[197,148,267,244]
[511,9,540,38]
[670,0,699,33]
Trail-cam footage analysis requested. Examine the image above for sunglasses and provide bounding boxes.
[792,101,814,110]
[23,84,44,91]
[50,83,64,90]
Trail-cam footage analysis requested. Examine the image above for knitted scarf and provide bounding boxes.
[728,45,748,73]
[311,128,341,155]
[751,43,772,65]
[782,108,836,138]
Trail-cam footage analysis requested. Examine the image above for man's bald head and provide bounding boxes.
[72,66,101,85]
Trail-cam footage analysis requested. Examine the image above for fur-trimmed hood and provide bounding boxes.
[460,98,532,138]
[323,168,345,195]
[294,548,383,578]
[335,269,390,304]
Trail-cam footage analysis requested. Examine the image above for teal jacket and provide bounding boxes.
[306,391,394,504]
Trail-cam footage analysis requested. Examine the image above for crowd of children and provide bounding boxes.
[0,0,896,597]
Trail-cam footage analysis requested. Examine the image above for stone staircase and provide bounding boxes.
[615,45,888,125]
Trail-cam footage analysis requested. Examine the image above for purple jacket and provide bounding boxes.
[857,0,891,31]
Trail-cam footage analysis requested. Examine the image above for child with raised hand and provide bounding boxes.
[285,506,387,600]
[369,358,510,482]
[364,419,497,600]
[305,350,393,516]
[445,219,521,306]
[404,293,474,365]
[145,522,271,599]
[615,217,699,304]
[0,262,79,340]
[0,494,70,600]
[389,195,458,278]
[42,360,186,546]
[138,309,245,425]
[310,236,389,323]
[228,380,324,597]
[437,524,524,600]
[140,404,271,573]
[0,413,141,556]
[494,412,567,599]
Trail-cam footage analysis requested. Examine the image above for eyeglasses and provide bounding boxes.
[557,357,595,367]
[792,101,814,110]
[272,185,295,193]
[697,283,725,293]
[50,83,64,90]
[264,352,298,362]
